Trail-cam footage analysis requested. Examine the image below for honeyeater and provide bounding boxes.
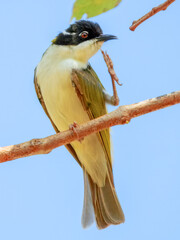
[34,20,125,229]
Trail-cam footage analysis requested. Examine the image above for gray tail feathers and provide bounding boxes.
[81,171,95,228]
[81,170,125,229]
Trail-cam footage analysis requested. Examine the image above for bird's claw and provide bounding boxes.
[69,122,84,143]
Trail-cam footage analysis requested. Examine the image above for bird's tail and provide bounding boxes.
[81,168,125,229]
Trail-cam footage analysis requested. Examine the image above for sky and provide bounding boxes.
[0,0,179,239]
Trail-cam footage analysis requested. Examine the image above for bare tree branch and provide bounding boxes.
[0,91,179,163]
[129,0,175,31]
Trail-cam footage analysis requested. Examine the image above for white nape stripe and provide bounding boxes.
[63,31,76,35]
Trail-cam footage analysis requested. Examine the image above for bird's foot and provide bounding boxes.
[69,122,84,143]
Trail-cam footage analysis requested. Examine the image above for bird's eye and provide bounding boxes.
[80,31,88,39]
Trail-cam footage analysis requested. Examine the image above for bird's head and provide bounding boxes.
[52,20,117,64]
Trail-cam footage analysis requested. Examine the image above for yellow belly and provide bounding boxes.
[37,65,107,187]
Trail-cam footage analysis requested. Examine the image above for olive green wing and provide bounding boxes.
[72,64,112,165]
[73,64,124,228]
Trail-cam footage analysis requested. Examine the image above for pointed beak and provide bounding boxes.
[96,34,117,42]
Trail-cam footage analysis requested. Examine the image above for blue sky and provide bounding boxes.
[0,0,179,239]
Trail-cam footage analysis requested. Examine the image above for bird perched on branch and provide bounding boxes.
[34,20,125,229]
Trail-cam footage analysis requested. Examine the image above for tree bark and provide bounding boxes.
[0,90,179,163]
[129,0,175,31]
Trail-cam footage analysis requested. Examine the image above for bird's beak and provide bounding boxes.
[96,34,117,42]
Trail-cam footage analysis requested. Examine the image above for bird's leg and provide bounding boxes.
[101,50,122,106]
[69,122,84,142]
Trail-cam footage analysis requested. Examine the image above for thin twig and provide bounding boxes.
[101,50,122,86]
[129,0,175,31]
[0,91,179,163]
[101,50,121,106]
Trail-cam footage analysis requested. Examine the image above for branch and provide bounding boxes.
[0,91,180,163]
[129,0,175,31]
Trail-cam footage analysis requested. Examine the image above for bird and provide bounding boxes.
[34,20,125,229]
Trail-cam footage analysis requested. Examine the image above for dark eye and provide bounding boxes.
[80,31,88,39]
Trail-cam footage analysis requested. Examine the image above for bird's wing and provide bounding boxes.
[34,67,81,166]
[73,64,124,228]
[72,64,112,165]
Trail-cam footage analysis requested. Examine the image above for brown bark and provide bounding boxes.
[0,90,179,163]
[129,0,175,31]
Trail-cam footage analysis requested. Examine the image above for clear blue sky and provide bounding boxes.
[0,0,179,239]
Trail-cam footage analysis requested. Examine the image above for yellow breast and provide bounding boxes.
[36,45,107,187]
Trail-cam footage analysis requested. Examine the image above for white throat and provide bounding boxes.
[42,40,103,66]
[70,39,103,63]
